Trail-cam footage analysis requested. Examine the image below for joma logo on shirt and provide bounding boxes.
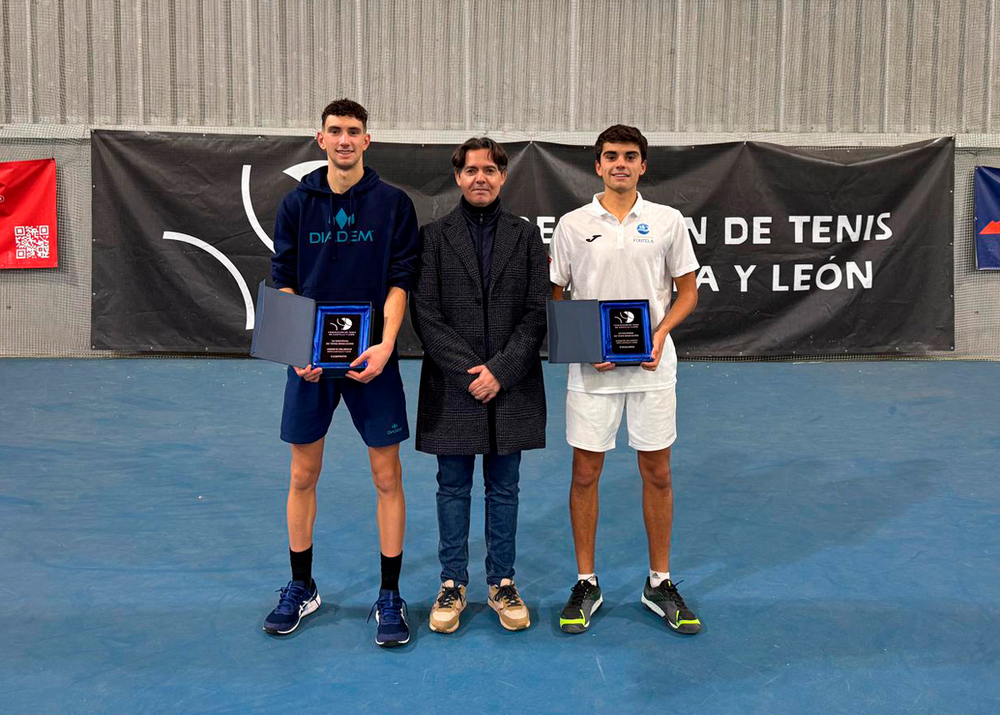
[309,230,374,244]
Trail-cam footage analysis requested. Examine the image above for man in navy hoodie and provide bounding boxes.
[262,99,418,648]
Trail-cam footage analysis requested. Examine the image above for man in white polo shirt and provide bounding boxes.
[550,125,702,635]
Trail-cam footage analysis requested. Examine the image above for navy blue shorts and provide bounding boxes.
[280,358,409,447]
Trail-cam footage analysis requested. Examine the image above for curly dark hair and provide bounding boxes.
[594,124,648,162]
[321,99,369,129]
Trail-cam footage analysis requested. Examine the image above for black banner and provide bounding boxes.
[92,132,954,356]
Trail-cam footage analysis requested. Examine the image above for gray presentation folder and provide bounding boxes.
[250,281,315,368]
[546,299,604,364]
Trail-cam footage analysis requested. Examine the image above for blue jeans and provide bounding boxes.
[436,452,522,587]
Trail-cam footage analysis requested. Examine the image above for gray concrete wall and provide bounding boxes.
[3,0,997,133]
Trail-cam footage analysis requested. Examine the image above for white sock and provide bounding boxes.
[577,573,598,586]
[649,570,670,587]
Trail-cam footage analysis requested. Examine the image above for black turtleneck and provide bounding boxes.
[460,196,501,291]
[460,195,501,450]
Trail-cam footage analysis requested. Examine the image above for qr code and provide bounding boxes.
[14,225,50,260]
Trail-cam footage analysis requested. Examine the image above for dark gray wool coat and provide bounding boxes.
[410,205,549,455]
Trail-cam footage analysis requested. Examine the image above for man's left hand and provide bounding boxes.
[468,365,501,403]
[641,330,668,371]
[347,341,393,383]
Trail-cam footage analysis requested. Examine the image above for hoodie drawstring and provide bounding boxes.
[329,194,338,262]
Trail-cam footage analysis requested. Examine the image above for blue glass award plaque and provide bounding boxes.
[311,303,372,372]
[251,283,374,376]
[599,300,653,365]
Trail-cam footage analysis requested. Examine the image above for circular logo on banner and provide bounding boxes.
[637,223,650,235]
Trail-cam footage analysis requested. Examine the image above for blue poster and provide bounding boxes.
[975,166,1000,270]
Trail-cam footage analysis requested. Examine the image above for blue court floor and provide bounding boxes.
[1,358,999,714]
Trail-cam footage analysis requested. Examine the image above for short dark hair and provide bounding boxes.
[594,124,648,162]
[451,137,508,173]
[321,99,369,130]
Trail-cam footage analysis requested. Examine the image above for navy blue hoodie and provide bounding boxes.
[271,166,418,339]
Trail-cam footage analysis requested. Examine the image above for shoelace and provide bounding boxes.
[656,579,689,611]
[436,585,463,609]
[274,583,309,616]
[367,592,405,625]
[493,584,522,608]
[566,579,594,609]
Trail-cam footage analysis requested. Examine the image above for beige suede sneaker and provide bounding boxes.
[429,580,467,634]
[487,579,530,631]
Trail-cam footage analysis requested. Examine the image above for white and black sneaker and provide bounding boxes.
[262,580,321,635]
[641,578,701,634]
[559,579,603,634]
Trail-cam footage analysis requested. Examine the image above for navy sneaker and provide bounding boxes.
[367,589,410,647]
[262,579,321,635]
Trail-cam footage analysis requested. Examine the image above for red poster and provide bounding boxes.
[0,158,58,269]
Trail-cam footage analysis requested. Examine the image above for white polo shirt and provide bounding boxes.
[550,192,699,394]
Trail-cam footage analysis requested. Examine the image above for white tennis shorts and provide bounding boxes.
[565,387,677,452]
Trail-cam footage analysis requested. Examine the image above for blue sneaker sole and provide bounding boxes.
[375,636,410,647]
[262,592,321,636]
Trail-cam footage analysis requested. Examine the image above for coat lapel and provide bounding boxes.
[488,211,521,299]
[442,207,483,294]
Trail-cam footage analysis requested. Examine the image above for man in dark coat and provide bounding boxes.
[409,137,548,634]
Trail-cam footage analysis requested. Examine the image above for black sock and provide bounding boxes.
[380,551,402,592]
[290,546,313,586]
